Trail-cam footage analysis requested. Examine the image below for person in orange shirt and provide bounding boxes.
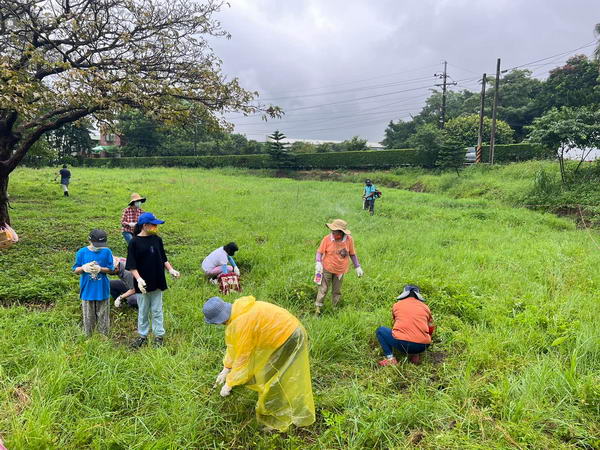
[376,285,435,366]
[314,219,363,315]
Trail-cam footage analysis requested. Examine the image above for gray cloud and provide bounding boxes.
[210,0,600,142]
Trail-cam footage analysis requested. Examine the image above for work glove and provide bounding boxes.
[114,296,123,308]
[215,367,231,386]
[137,277,147,294]
[169,268,180,278]
[428,325,436,336]
[220,383,232,397]
[315,261,323,273]
[355,267,364,277]
[82,261,100,274]
[128,222,137,228]
[233,266,240,276]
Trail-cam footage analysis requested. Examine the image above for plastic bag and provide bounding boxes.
[0,224,18,250]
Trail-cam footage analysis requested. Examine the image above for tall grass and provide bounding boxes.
[1,166,599,448]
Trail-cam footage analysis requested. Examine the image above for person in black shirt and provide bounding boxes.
[126,212,180,348]
[56,164,71,196]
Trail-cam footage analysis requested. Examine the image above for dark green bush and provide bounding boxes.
[479,143,554,163]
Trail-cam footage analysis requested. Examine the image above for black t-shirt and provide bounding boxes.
[59,168,71,179]
[126,234,168,293]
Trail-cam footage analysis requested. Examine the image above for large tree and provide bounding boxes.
[0,0,279,227]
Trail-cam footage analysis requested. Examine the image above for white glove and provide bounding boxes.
[215,367,231,386]
[137,278,147,294]
[114,296,122,308]
[220,383,232,397]
[169,268,180,278]
[315,262,323,273]
[356,267,364,277]
[82,261,100,274]
[128,222,137,227]
[234,266,240,276]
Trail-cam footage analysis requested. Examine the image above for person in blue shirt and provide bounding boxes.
[72,229,114,336]
[362,179,379,216]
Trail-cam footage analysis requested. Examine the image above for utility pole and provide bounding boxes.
[489,58,501,164]
[476,73,486,163]
[435,61,457,129]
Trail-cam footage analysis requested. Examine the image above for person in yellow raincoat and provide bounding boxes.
[203,295,315,431]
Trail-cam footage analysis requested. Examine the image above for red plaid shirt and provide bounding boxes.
[121,206,144,233]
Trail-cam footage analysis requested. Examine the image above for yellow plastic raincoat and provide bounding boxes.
[223,296,315,431]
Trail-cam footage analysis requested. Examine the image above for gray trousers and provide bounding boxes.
[315,270,343,307]
[81,299,110,336]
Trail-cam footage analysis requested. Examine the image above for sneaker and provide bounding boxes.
[131,336,147,349]
[378,357,398,367]
[154,336,164,347]
[408,354,421,365]
[209,278,218,285]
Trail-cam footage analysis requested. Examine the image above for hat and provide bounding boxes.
[138,212,165,225]
[365,179,372,183]
[326,219,351,235]
[397,284,425,302]
[129,193,146,206]
[89,229,108,248]
[203,297,232,324]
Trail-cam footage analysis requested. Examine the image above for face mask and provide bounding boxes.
[146,226,158,235]
[134,201,142,208]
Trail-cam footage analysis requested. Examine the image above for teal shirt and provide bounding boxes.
[364,185,377,198]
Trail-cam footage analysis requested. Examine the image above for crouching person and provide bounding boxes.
[110,257,138,308]
[376,285,435,366]
[203,296,315,431]
[201,242,240,279]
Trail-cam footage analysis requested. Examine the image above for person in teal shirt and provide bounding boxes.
[362,179,378,215]
[72,229,114,336]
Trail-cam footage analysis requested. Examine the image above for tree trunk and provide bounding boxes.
[0,172,10,227]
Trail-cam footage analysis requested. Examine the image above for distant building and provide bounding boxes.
[90,129,123,158]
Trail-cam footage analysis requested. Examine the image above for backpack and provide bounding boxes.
[217,273,242,295]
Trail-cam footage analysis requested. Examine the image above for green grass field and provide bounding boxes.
[1,166,600,449]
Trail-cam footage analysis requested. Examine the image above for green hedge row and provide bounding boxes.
[479,143,554,163]
[81,143,553,169]
[82,149,422,169]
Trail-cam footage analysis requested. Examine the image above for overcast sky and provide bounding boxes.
[210,0,600,143]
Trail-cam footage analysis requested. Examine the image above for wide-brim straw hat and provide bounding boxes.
[326,219,351,235]
[129,192,146,205]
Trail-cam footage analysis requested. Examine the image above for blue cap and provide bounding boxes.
[138,212,165,225]
[203,297,232,324]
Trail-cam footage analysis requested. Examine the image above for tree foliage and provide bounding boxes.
[444,114,513,149]
[527,106,600,184]
[0,0,279,226]
[406,123,445,168]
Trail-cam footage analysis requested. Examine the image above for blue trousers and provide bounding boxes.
[137,290,165,337]
[122,231,133,244]
[376,326,428,356]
